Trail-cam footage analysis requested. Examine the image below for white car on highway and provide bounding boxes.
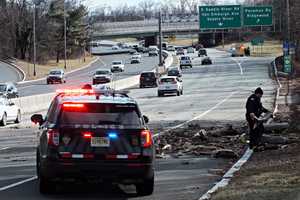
[92,69,113,85]
[0,97,21,126]
[179,55,192,69]
[157,76,183,97]
[112,45,120,50]
[131,55,141,64]
[111,61,125,72]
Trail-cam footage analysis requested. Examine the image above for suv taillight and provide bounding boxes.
[141,130,152,148]
[47,129,60,146]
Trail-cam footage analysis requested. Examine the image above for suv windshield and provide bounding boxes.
[141,73,155,78]
[60,103,141,126]
[161,78,176,83]
[50,71,62,75]
[112,61,122,65]
[168,70,179,76]
[181,56,190,60]
[0,85,7,92]
[96,70,109,75]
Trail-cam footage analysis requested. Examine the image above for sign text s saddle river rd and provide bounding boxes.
[199,5,242,29]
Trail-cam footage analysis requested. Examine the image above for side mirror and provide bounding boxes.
[7,88,12,92]
[9,102,15,106]
[31,114,44,125]
[143,115,149,124]
[178,74,182,77]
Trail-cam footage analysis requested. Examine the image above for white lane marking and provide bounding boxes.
[0,176,37,192]
[153,91,238,138]
[230,58,244,75]
[0,147,9,151]
[272,61,282,114]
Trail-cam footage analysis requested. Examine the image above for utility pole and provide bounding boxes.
[33,3,36,77]
[64,0,67,69]
[286,0,291,42]
[158,10,163,66]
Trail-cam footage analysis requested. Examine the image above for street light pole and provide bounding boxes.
[286,0,291,42]
[64,0,67,69]
[158,10,163,66]
[33,3,36,77]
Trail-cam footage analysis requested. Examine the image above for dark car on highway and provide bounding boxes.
[176,48,185,55]
[31,88,155,195]
[198,49,207,57]
[201,57,212,65]
[0,83,18,98]
[167,67,182,77]
[139,72,158,88]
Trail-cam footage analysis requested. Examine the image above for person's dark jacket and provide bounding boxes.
[246,94,269,121]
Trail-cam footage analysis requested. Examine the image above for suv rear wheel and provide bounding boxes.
[135,176,154,196]
[39,174,55,194]
[0,113,7,126]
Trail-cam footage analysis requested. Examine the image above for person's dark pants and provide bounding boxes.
[247,119,264,149]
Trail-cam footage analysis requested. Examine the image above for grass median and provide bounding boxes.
[17,54,97,81]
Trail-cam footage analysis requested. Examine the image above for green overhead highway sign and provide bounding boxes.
[199,5,242,29]
[243,6,273,26]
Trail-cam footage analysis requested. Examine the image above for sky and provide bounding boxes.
[83,0,238,11]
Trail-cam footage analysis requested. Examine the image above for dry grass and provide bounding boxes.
[17,55,97,80]
[211,141,300,200]
[168,37,198,46]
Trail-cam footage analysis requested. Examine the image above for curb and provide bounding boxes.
[0,60,26,82]
[198,57,281,200]
[199,148,253,200]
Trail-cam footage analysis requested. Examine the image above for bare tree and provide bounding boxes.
[138,0,155,19]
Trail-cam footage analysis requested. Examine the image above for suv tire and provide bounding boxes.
[0,113,7,126]
[15,110,21,123]
[136,176,154,196]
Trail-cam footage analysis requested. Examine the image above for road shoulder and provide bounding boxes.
[210,61,300,200]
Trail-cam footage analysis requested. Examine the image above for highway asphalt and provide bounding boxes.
[0,49,276,199]
[17,53,158,97]
[0,61,23,83]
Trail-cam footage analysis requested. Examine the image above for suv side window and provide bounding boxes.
[46,98,59,124]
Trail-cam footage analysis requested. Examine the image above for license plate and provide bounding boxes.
[91,137,110,147]
[165,86,170,89]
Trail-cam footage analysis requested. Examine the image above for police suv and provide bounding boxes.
[31,87,154,195]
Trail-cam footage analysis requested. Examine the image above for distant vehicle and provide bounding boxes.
[187,47,195,54]
[179,56,192,69]
[47,69,66,84]
[131,55,141,64]
[129,49,137,54]
[201,57,212,65]
[140,72,158,88]
[158,76,183,97]
[198,48,207,57]
[149,50,158,57]
[112,45,120,50]
[92,69,113,85]
[133,53,142,59]
[167,67,182,77]
[31,89,154,195]
[230,44,245,57]
[176,48,185,55]
[162,42,168,50]
[0,96,21,126]
[0,83,18,98]
[137,46,149,53]
[167,46,176,52]
[111,61,125,72]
